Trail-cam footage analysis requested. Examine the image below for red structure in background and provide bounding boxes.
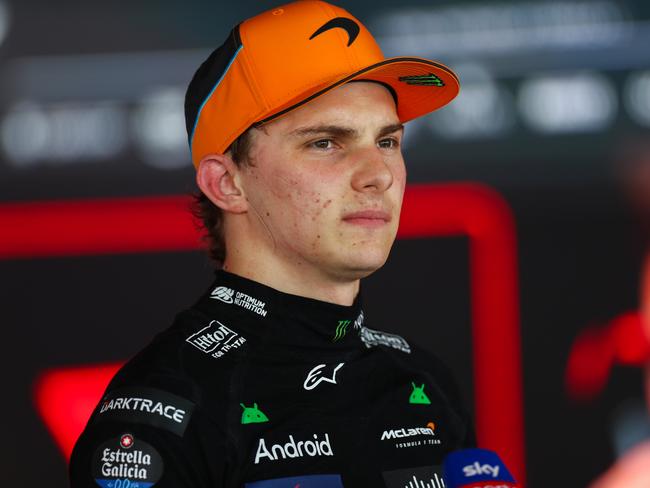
[566,312,650,400]
[3,183,525,485]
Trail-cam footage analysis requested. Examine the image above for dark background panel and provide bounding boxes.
[2,0,650,486]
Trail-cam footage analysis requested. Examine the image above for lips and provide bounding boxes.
[342,210,391,227]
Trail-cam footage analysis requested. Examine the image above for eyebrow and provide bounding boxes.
[288,123,404,140]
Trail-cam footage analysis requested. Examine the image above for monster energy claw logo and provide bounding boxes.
[333,320,351,342]
[398,73,445,87]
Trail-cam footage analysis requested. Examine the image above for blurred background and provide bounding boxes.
[2,0,650,486]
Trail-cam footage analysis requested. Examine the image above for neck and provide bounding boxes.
[222,253,360,307]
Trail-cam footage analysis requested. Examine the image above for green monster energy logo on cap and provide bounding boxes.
[398,73,445,87]
[333,320,351,342]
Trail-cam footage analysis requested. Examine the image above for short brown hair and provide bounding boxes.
[191,129,255,265]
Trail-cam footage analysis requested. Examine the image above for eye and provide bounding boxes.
[310,139,335,150]
[378,137,399,149]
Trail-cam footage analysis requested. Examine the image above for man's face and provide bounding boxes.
[239,81,406,282]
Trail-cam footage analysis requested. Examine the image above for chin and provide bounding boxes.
[340,251,391,280]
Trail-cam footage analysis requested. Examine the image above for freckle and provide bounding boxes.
[317,235,321,239]
[324,199,332,208]
[266,212,270,216]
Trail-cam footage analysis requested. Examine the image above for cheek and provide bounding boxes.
[264,168,337,230]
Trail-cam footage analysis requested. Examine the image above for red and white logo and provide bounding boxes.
[120,433,134,449]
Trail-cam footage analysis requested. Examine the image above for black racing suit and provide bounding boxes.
[70,270,474,488]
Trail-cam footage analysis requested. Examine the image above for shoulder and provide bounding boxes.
[359,322,468,413]
[99,307,249,427]
[69,308,241,487]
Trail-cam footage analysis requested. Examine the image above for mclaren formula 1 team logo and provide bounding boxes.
[380,422,442,450]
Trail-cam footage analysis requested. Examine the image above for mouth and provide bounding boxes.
[342,210,391,228]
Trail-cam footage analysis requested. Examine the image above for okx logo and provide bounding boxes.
[333,320,351,342]
[409,382,432,405]
[240,403,269,425]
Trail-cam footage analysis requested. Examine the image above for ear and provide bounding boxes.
[196,153,248,213]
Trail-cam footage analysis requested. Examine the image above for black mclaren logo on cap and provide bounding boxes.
[309,17,360,47]
[399,73,445,87]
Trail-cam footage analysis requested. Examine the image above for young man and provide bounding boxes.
[70,2,474,487]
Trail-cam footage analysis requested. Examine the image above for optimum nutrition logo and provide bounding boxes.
[255,433,334,464]
[210,286,267,317]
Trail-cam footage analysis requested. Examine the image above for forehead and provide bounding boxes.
[261,81,400,133]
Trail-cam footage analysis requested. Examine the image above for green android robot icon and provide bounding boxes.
[240,403,269,424]
[409,382,432,405]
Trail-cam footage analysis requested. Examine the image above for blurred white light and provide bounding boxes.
[518,73,617,133]
[131,87,189,170]
[1,102,49,166]
[624,71,650,127]
[374,1,627,58]
[425,64,515,140]
[1,101,128,167]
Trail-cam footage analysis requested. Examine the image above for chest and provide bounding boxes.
[219,352,467,487]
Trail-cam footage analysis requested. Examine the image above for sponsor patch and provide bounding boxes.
[382,465,446,488]
[95,387,195,436]
[398,73,445,87]
[245,474,344,487]
[92,434,163,488]
[359,326,411,354]
[254,433,334,464]
[353,311,365,330]
[409,383,432,405]
[380,422,442,450]
[240,403,269,424]
[303,363,344,390]
[333,320,351,342]
[210,286,268,317]
[186,320,246,359]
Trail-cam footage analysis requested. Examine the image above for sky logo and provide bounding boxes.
[443,448,517,487]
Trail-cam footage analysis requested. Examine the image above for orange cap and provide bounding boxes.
[185,0,460,168]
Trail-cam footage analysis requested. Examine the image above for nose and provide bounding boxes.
[350,146,396,194]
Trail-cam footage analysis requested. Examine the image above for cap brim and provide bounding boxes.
[256,57,459,126]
